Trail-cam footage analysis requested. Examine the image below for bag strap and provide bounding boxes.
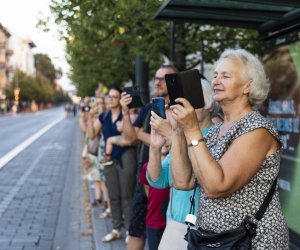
[188,178,198,215]
[170,187,174,219]
[188,177,277,221]
[137,108,151,166]
[254,177,277,221]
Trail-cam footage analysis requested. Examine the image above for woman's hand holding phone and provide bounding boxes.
[150,111,172,138]
[120,92,132,114]
[171,98,199,132]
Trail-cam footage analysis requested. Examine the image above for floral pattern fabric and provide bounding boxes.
[197,111,289,249]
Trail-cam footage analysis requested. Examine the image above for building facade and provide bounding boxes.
[0,23,13,103]
[9,35,36,76]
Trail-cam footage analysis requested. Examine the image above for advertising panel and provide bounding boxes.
[262,41,300,241]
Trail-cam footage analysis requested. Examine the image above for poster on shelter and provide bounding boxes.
[262,41,300,236]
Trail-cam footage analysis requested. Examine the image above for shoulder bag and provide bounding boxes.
[185,177,277,250]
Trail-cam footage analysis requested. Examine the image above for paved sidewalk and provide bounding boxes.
[88,186,128,250]
[88,182,150,250]
[52,119,94,250]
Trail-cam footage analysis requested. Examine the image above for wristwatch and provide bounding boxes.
[188,138,205,147]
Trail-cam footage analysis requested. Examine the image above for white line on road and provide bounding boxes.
[0,116,65,169]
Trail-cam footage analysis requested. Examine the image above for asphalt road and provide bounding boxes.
[0,108,93,250]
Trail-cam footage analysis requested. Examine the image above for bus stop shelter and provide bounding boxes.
[154,1,300,248]
[154,0,300,57]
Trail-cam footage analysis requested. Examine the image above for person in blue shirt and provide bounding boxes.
[147,78,216,249]
[87,87,137,243]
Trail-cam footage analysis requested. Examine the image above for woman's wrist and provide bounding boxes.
[183,125,201,137]
[172,127,184,136]
[150,144,162,152]
[184,129,203,144]
[122,108,129,116]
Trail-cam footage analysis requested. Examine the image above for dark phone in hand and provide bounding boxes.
[152,97,166,119]
[122,86,144,109]
[165,69,205,109]
[82,106,91,112]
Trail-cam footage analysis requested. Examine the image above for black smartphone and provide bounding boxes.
[165,69,205,109]
[152,97,166,119]
[122,86,144,109]
[82,106,91,112]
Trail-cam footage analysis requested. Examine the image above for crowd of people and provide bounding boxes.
[79,49,289,250]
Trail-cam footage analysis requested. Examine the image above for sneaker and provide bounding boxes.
[125,231,129,244]
[100,155,113,166]
[99,208,111,219]
[101,229,122,243]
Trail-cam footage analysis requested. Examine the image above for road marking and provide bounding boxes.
[0,116,64,169]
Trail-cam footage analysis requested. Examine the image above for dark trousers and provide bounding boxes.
[103,147,137,230]
[147,227,165,250]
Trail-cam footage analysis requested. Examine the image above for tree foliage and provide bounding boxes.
[34,53,62,84]
[5,70,69,105]
[45,0,169,96]
[43,0,259,96]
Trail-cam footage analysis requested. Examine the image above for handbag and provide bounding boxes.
[87,136,100,156]
[158,188,188,250]
[185,177,278,250]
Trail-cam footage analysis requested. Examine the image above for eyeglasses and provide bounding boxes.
[108,95,120,100]
[154,76,165,82]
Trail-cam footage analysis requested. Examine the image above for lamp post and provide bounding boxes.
[13,87,20,103]
[13,69,20,113]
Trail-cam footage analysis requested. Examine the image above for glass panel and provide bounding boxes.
[262,41,300,236]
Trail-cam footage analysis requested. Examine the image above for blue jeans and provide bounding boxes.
[147,227,165,250]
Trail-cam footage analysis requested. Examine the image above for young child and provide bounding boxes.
[100,108,138,166]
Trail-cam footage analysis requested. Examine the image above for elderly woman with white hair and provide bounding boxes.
[147,77,216,249]
[170,49,289,249]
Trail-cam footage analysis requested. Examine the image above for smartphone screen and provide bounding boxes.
[122,86,144,109]
[152,97,166,119]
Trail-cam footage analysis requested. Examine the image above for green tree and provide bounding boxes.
[6,70,56,104]
[34,53,62,84]
[41,0,259,96]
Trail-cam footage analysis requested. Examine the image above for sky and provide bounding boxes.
[0,0,75,91]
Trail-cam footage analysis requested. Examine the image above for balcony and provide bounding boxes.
[5,49,13,56]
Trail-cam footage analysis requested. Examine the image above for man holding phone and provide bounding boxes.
[120,65,178,249]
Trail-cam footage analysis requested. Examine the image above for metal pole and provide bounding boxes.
[170,21,175,63]
[200,39,204,74]
[135,57,149,104]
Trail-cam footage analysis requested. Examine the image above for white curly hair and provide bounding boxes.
[217,49,270,105]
